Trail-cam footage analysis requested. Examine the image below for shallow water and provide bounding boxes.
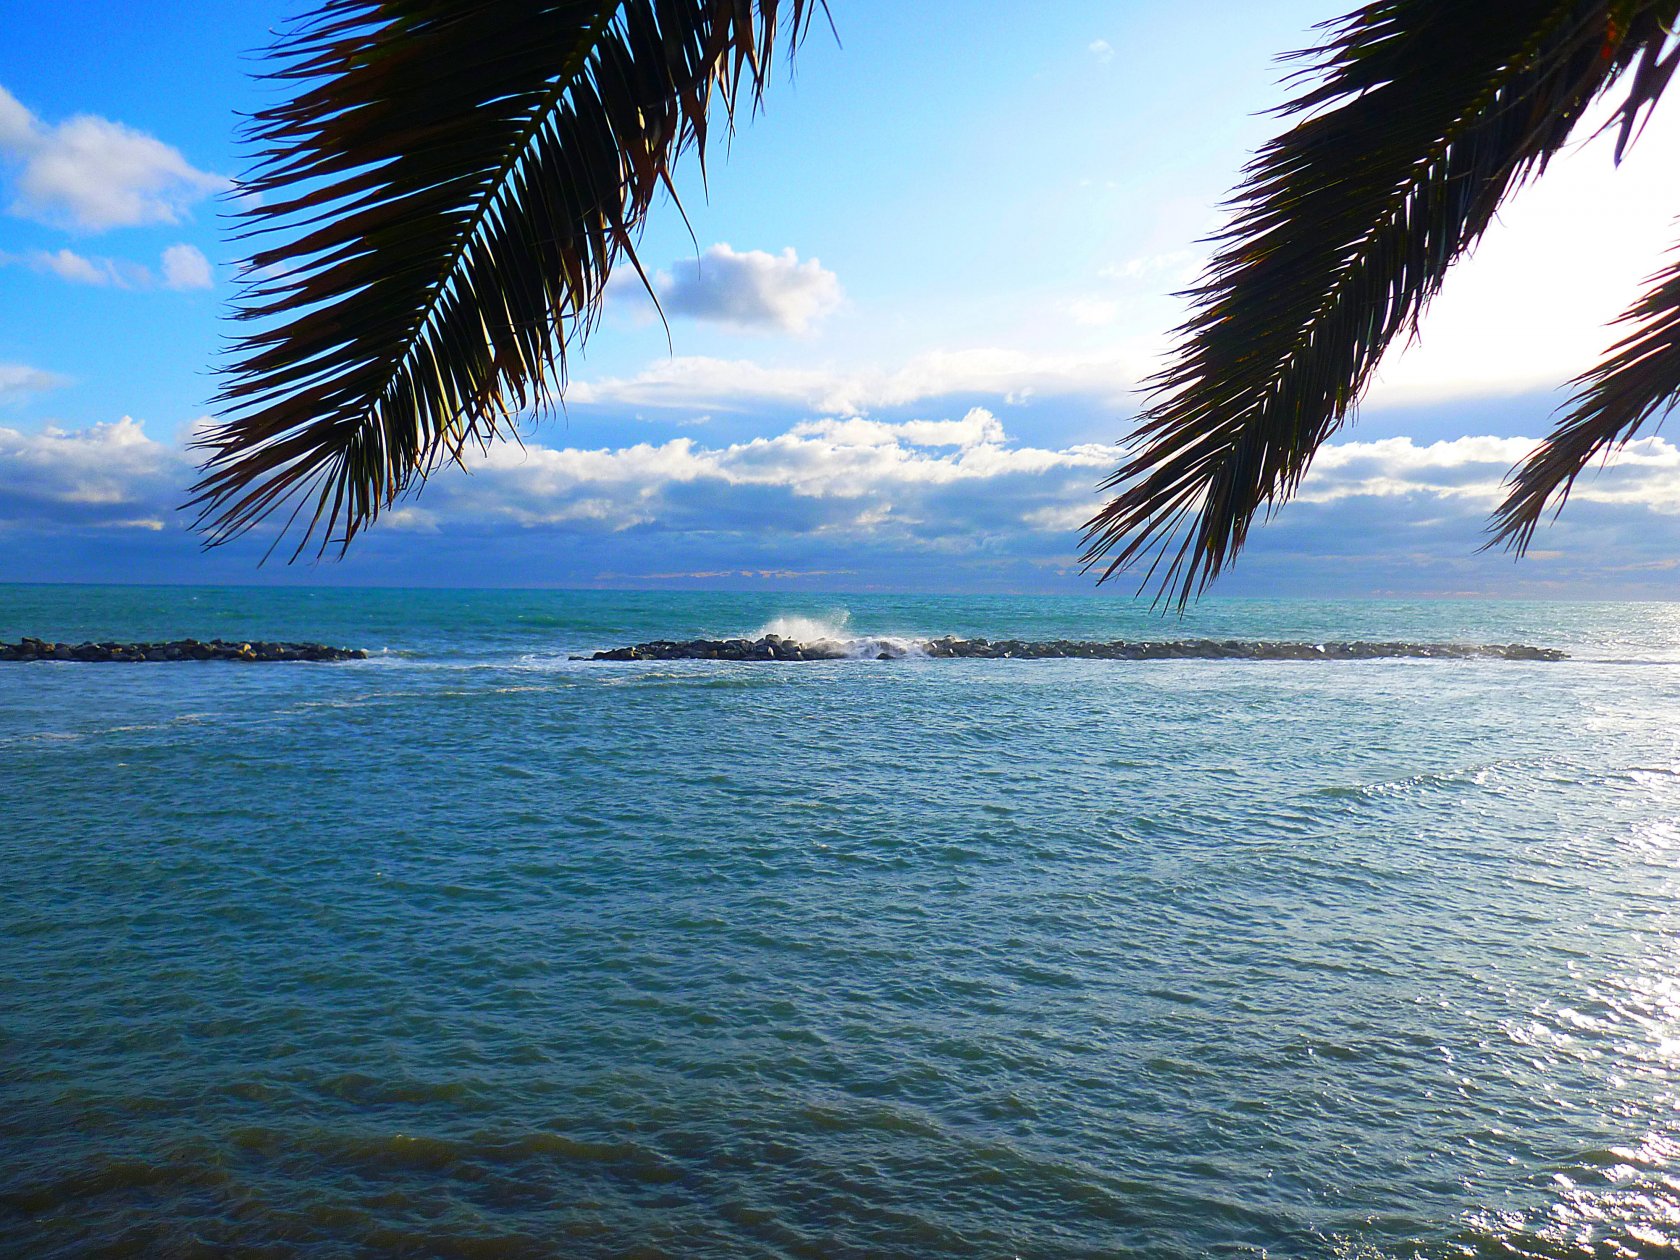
[5,585,1680,1257]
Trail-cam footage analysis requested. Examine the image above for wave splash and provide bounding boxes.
[754,612,853,642]
[748,611,926,660]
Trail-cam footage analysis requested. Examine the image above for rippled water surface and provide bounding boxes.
[5,586,1680,1258]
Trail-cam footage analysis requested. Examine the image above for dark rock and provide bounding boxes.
[578,635,1568,665]
[0,638,366,663]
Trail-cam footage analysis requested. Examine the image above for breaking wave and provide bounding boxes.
[749,611,927,659]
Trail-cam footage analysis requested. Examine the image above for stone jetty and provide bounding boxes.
[576,634,1566,663]
[1,637,367,663]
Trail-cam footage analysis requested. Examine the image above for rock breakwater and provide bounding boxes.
[1,637,367,663]
[577,634,1566,663]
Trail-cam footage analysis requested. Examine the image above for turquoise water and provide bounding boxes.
[5,585,1680,1258]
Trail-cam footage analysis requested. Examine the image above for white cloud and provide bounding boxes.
[1022,503,1095,532]
[652,244,842,333]
[0,83,226,231]
[0,362,67,402]
[2,242,212,290]
[1088,39,1114,64]
[381,506,441,533]
[160,243,213,290]
[566,346,1144,415]
[33,246,111,285]
[8,246,149,287]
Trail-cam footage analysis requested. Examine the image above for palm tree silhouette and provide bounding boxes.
[1082,0,1680,604]
[192,0,819,555]
[192,1,1679,599]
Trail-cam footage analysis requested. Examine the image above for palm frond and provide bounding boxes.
[1492,241,1680,550]
[191,0,813,555]
[1082,0,1680,607]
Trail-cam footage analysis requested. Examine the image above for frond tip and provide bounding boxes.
[190,0,815,557]
[1491,243,1680,553]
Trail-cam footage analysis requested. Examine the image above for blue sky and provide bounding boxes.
[2,1,1679,596]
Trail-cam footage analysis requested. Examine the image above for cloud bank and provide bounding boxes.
[0,416,185,531]
[447,407,1110,538]
[5,412,1680,594]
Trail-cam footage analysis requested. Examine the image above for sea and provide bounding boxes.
[5,584,1680,1259]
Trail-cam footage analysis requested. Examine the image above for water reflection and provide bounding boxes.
[1455,954,1680,1257]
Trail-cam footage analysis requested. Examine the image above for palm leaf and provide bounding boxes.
[190,0,814,555]
[1492,241,1680,549]
[1082,0,1680,607]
